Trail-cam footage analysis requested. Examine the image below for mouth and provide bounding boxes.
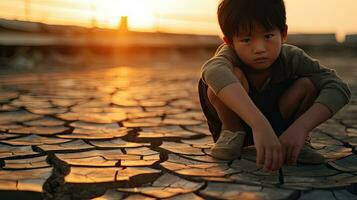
[254,57,269,63]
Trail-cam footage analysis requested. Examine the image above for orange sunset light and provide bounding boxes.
[0,0,356,36]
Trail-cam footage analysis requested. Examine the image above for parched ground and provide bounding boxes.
[0,62,356,200]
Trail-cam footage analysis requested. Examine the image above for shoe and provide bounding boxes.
[297,141,325,164]
[210,130,245,160]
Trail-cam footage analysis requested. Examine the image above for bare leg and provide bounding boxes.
[279,77,318,129]
[207,68,250,132]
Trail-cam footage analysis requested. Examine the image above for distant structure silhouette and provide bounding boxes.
[119,16,128,32]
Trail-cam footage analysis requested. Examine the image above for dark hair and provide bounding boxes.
[218,0,286,43]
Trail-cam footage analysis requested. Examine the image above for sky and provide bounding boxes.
[0,0,356,39]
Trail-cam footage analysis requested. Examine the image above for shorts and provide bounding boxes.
[198,78,295,146]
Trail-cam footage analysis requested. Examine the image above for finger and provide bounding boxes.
[264,149,272,171]
[278,146,284,168]
[256,148,264,168]
[281,144,287,164]
[291,146,301,164]
[270,147,278,171]
[286,146,294,165]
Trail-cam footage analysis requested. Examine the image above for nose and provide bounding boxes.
[253,40,266,54]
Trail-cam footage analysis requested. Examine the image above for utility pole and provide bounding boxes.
[119,16,128,32]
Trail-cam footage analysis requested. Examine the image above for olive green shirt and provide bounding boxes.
[201,43,351,115]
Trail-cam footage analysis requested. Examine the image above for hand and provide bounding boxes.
[252,123,283,172]
[279,125,308,165]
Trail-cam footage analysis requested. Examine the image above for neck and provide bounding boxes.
[245,68,272,90]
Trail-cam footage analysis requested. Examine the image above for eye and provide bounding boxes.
[265,34,274,39]
[240,38,250,43]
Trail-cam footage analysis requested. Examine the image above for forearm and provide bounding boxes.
[216,82,271,132]
[289,103,333,135]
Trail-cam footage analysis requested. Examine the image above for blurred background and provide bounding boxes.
[0,0,356,81]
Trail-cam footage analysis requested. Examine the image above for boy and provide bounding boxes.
[198,0,351,172]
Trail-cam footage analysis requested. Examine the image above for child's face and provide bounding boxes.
[228,24,287,71]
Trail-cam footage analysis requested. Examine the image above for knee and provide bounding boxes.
[232,67,249,92]
[295,77,318,96]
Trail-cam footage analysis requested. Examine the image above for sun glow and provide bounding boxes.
[96,0,155,31]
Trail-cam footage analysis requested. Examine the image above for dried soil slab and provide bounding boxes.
[37,140,95,152]
[111,97,139,107]
[91,190,125,200]
[27,107,68,115]
[9,125,69,135]
[138,126,200,139]
[0,124,24,132]
[161,154,237,177]
[3,155,49,169]
[0,167,52,192]
[180,154,227,163]
[0,91,18,103]
[346,136,357,147]
[0,110,42,125]
[283,164,339,177]
[65,167,160,184]
[165,193,204,200]
[182,136,214,149]
[57,112,126,124]
[184,125,211,136]
[55,149,141,161]
[118,173,204,198]
[89,138,150,148]
[160,141,204,156]
[59,126,130,140]
[0,104,18,112]
[328,154,357,172]
[230,159,260,173]
[59,156,118,167]
[346,128,357,136]
[310,132,343,149]
[124,194,155,200]
[69,121,129,138]
[169,99,198,109]
[11,99,51,109]
[200,182,296,200]
[0,144,38,158]
[144,106,185,115]
[120,159,159,167]
[139,99,167,107]
[0,133,20,140]
[317,145,352,160]
[24,117,66,126]
[165,111,206,121]
[70,121,120,130]
[122,117,162,128]
[2,134,70,146]
[162,118,202,126]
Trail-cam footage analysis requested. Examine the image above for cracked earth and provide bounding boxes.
[0,62,356,200]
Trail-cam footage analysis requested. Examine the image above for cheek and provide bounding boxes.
[234,46,249,58]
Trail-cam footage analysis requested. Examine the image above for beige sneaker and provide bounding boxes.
[297,141,325,164]
[210,130,245,160]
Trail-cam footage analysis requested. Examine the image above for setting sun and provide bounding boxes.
[96,0,155,31]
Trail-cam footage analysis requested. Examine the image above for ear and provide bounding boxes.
[282,25,288,43]
[223,36,230,45]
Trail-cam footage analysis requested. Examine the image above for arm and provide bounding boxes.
[280,103,332,164]
[217,82,283,171]
[283,44,351,115]
[280,45,351,163]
